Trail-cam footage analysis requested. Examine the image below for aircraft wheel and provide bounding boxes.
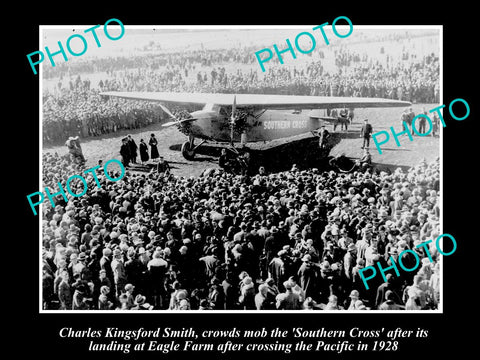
[181,141,195,160]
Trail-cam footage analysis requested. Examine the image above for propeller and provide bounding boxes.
[160,103,197,127]
[159,103,177,119]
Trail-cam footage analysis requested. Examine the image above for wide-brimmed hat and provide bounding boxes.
[349,290,360,298]
[277,249,288,257]
[301,254,312,262]
[176,290,188,301]
[124,283,135,292]
[134,294,146,305]
[320,261,331,271]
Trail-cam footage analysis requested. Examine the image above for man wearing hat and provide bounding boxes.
[352,258,367,295]
[72,281,92,310]
[123,283,136,309]
[347,290,360,310]
[98,286,114,310]
[69,252,84,278]
[275,279,301,310]
[304,239,320,263]
[125,248,145,295]
[324,294,340,310]
[147,250,168,309]
[127,134,138,164]
[400,107,412,132]
[378,290,404,310]
[171,288,190,310]
[268,250,288,291]
[360,119,373,149]
[255,283,271,310]
[156,156,171,175]
[207,282,225,310]
[100,248,114,288]
[264,227,280,274]
[199,248,219,283]
[98,269,113,303]
[111,248,126,297]
[398,246,418,285]
[289,277,306,303]
[57,270,72,310]
[375,273,403,309]
[343,243,357,280]
[120,137,131,168]
[317,261,333,304]
[297,254,318,299]
[238,276,256,310]
[75,252,89,278]
[131,294,154,310]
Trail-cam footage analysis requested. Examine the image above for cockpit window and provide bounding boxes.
[203,103,221,113]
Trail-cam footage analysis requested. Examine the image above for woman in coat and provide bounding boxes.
[139,139,149,164]
[149,133,159,161]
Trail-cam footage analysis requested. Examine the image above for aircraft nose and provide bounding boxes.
[187,113,212,138]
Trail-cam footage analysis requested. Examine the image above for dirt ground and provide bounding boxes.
[42,102,440,178]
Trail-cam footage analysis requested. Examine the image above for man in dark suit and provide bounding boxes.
[156,156,171,175]
[57,270,72,310]
[268,250,288,291]
[218,149,231,172]
[127,134,138,164]
[124,248,146,295]
[120,138,131,167]
[339,108,349,131]
[375,273,403,309]
[360,119,373,149]
[99,248,114,288]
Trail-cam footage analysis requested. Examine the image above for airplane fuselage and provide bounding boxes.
[187,108,325,143]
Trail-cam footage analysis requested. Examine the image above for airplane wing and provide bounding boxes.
[100,91,411,110]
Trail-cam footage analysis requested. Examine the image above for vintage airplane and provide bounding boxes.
[100,91,410,160]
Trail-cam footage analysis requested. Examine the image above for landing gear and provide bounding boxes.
[181,141,195,160]
[181,135,206,161]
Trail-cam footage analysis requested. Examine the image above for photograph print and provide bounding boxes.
[39,25,441,312]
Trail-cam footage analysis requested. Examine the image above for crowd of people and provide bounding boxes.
[91,49,439,101]
[41,150,441,311]
[42,32,440,145]
[43,80,166,144]
[43,46,259,80]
